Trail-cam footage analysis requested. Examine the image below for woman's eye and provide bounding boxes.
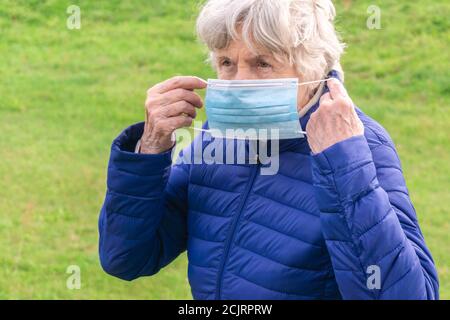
[258,61,272,69]
[221,60,232,67]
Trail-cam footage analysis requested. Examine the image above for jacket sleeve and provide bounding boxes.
[98,122,189,281]
[311,134,439,299]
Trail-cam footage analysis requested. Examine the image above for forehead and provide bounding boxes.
[214,39,273,60]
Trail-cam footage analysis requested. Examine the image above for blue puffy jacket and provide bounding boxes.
[98,72,439,299]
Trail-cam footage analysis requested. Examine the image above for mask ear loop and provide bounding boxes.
[296,78,330,132]
[297,78,330,87]
[192,127,211,133]
[273,78,331,135]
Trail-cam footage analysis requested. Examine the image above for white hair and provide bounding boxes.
[196,0,345,95]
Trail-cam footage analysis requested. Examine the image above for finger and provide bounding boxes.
[327,78,349,100]
[164,115,194,131]
[161,88,204,108]
[165,101,197,118]
[149,76,207,94]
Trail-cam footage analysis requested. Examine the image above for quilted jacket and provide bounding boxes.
[98,72,439,299]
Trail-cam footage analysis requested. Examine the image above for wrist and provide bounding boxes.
[140,142,174,154]
[139,135,175,154]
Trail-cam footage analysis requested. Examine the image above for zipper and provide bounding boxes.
[215,157,260,299]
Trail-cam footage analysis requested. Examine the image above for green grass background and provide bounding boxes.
[0,0,448,299]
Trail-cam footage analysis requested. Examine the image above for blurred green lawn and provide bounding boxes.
[0,0,448,299]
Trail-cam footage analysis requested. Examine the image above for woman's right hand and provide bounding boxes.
[140,76,207,154]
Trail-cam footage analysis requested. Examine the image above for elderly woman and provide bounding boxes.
[98,0,439,299]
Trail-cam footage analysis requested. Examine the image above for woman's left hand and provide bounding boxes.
[306,78,364,154]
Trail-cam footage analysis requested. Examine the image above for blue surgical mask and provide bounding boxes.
[197,78,327,140]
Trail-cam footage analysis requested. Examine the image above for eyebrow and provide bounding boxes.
[216,56,231,61]
[216,55,273,63]
[248,55,271,62]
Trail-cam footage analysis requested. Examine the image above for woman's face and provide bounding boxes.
[213,39,310,109]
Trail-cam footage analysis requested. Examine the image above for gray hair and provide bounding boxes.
[196,0,345,93]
